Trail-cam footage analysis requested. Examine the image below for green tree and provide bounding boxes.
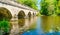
[40,0,55,16]
[55,0,60,15]
[17,0,38,10]
[40,0,49,16]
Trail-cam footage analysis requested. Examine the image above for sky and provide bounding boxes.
[37,0,41,10]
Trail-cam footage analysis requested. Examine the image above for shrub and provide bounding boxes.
[0,19,11,34]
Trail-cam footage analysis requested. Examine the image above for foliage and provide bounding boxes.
[40,0,49,16]
[40,0,60,16]
[36,12,41,16]
[0,19,11,33]
[18,10,25,19]
[55,0,60,15]
[17,0,38,10]
[0,7,12,21]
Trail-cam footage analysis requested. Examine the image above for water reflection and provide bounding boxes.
[10,16,37,35]
[53,16,60,32]
[41,16,60,33]
[41,16,54,33]
[22,16,60,35]
[10,16,60,35]
[18,18,25,28]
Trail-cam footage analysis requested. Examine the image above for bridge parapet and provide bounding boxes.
[0,0,38,17]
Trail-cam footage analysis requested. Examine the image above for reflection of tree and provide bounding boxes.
[0,7,12,21]
[18,10,25,19]
[53,16,60,32]
[41,16,53,33]
[41,16,60,33]
[18,18,25,27]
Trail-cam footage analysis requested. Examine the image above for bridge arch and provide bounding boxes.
[28,12,31,17]
[0,7,12,20]
[18,10,26,19]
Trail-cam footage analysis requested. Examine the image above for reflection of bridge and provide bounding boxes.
[10,16,37,35]
[0,0,37,17]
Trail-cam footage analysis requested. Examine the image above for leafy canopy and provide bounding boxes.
[17,0,38,10]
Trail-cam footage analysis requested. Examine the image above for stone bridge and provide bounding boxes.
[0,0,38,35]
[0,0,38,18]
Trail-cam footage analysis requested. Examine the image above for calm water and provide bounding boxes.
[10,16,60,35]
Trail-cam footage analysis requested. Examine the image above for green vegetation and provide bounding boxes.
[40,0,54,16]
[0,7,12,20]
[0,19,11,35]
[55,0,60,15]
[17,0,38,10]
[36,12,41,16]
[17,0,60,16]
[40,0,60,16]
[18,10,25,19]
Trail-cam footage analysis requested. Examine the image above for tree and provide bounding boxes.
[40,0,49,16]
[55,0,60,15]
[17,0,38,10]
[40,0,55,16]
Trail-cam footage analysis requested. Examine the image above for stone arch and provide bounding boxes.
[28,12,31,17]
[0,7,12,20]
[32,12,34,18]
[33,12,36,16]
[18,10,25,19]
